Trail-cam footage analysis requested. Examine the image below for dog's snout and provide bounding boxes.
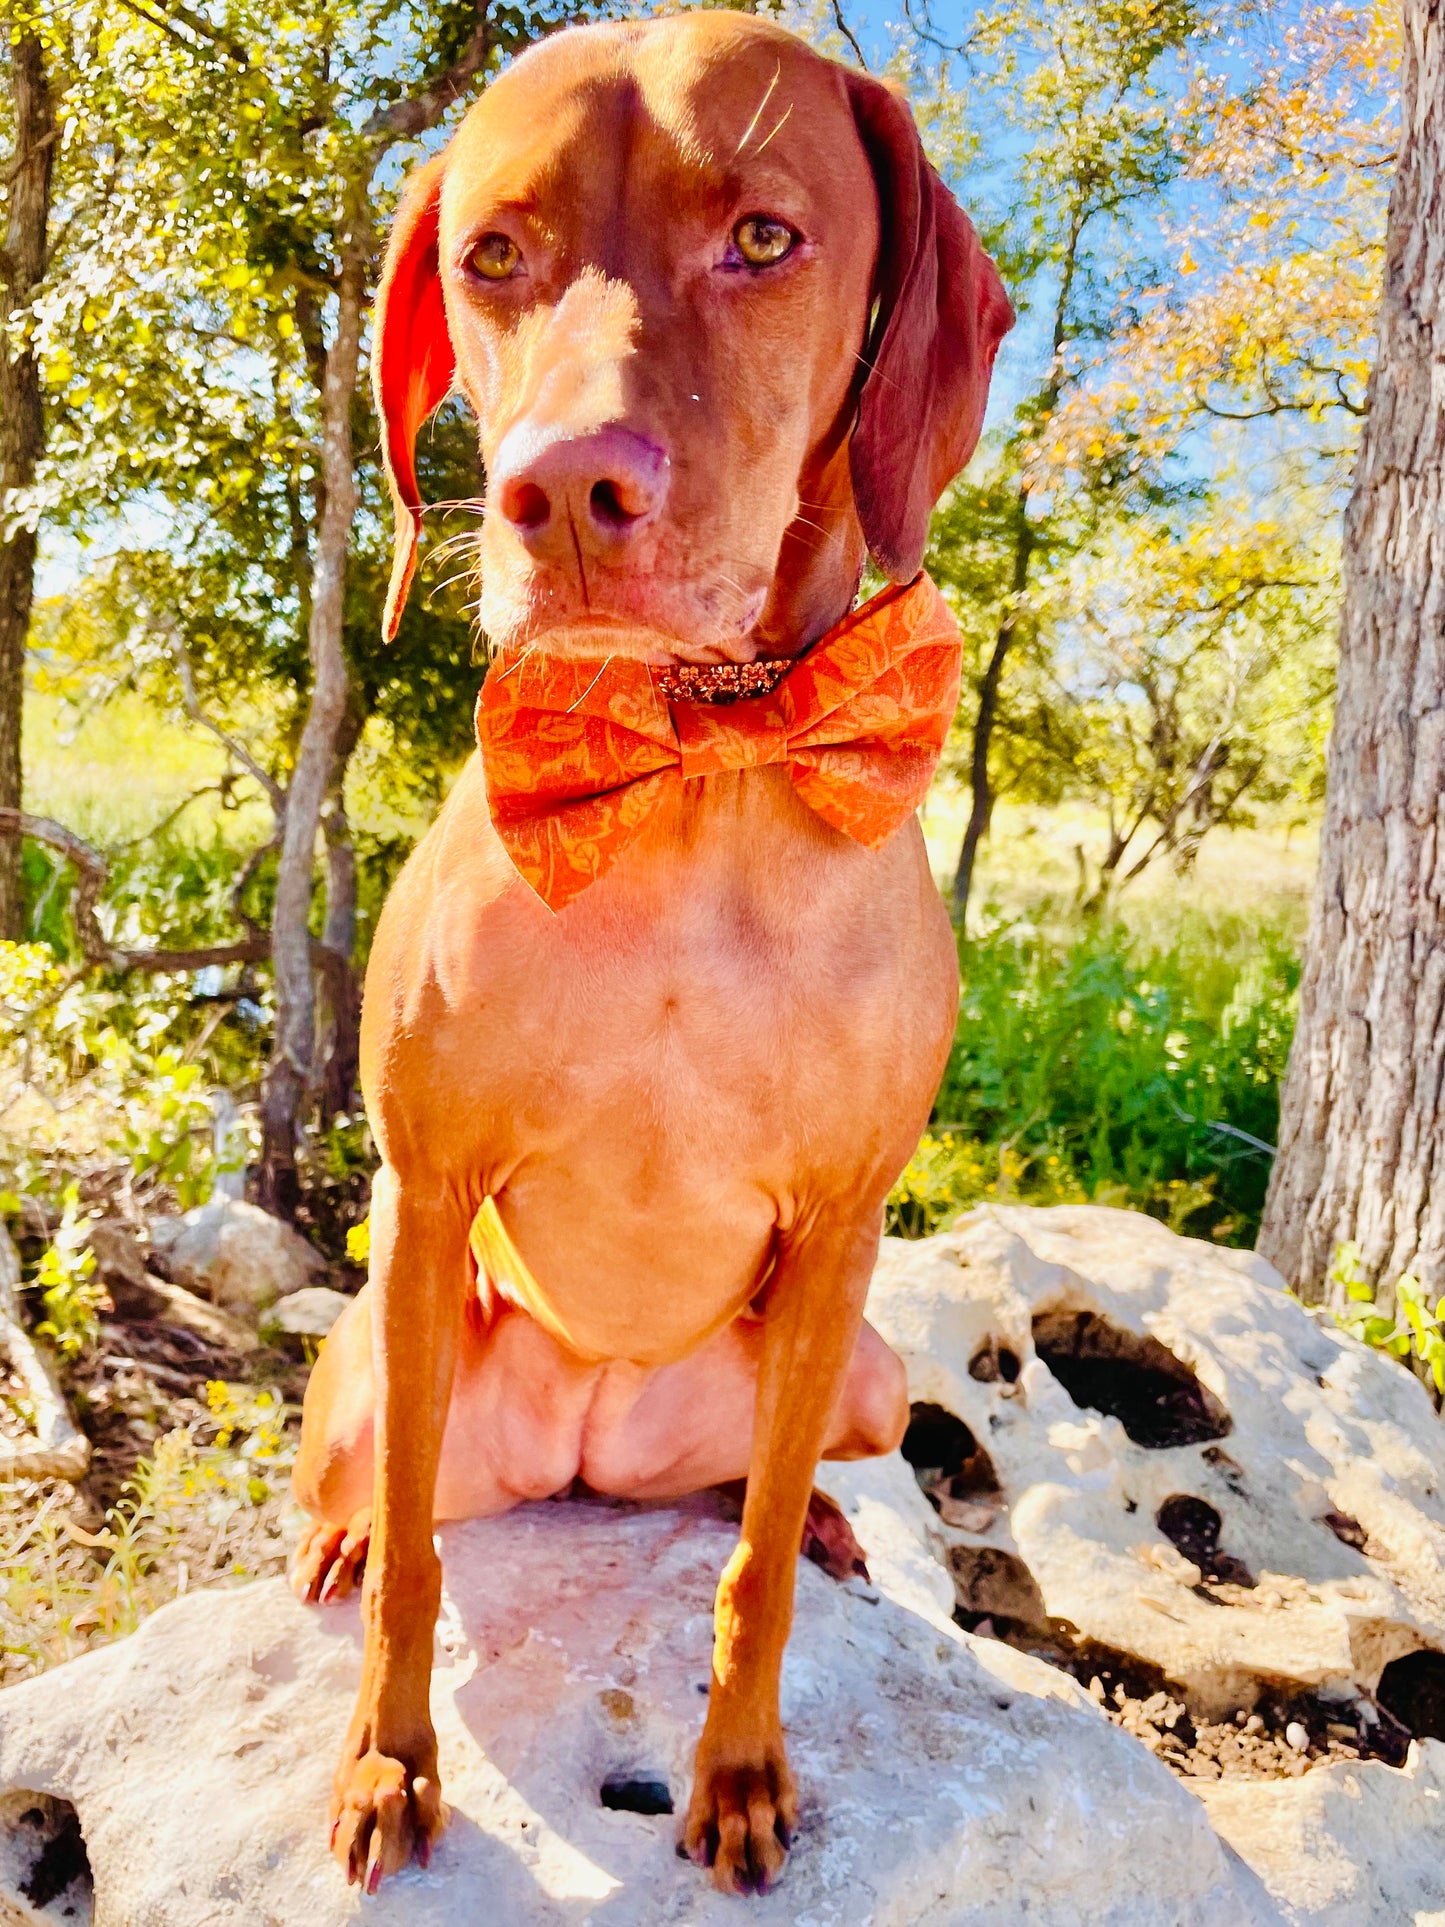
[494,427,669,557]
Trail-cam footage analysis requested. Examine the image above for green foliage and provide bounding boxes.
[886,911,1296,1243]
[1332,1243,1445,1398]
[31,1184,106,1361]
[0,940,264,1221]
[114,1052,238,1211]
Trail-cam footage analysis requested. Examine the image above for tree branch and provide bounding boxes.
[363,2,494,146]
[0,126,59,189]
[112,0,197,57]
[0,809,269,974]
[168,637,286,815]
[831,0,869,70]
[113,0,248,63]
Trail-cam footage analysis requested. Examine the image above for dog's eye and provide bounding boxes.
[470,233,522,281]
[732,216,795,268]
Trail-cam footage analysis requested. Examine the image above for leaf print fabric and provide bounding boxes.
[475,573,962,911]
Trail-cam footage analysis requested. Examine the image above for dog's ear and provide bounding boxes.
[374,155,455,641]
[844,73,1013,581]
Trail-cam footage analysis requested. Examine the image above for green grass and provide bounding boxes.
[888,908,1299,1245]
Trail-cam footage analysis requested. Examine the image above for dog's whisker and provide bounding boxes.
[427,532,484,568]
[852,349,904,395]
[564,653,618,713]
[733,62,780,157]
[753,102,793,157]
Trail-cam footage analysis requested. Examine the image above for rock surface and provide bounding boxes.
[3,1202,1444,1925]
[0,1494,1274,1927]
[1197,1738,1445,1925]
[263,1284,353,1342]
[871,1205,1445,1718]
[147,1197,326,1314]
[86,1217,261,1352]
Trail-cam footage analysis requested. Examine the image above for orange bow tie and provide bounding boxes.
[476,573,962,911]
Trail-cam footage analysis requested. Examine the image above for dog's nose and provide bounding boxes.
[493,426,669,557]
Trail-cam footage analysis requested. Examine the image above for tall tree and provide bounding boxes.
[1258,0,1443,1308]
[0,25,55,939]
[929,0,1204,923]
[24,0,532,1212]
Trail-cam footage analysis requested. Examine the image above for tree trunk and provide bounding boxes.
[952,493,1032,925]
[317,699,363,1122]
[258,205,368,1215]
[951,210,1079,930]
[0,36,55,940]
[1257,0,1445,1311]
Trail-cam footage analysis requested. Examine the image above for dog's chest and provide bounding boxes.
[383,768,957,1361]
[500,801,933,1164]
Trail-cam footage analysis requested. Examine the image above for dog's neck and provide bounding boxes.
[750,440,870,659]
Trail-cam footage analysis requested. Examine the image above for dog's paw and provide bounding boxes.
[292,1507,371,1605]
[683,1737,797,1896]
[331,1739,446,1892]
[801,1487,869,1584]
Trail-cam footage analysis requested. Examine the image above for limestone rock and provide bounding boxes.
[263,1284,353,1342]
[0,1496,1276,1927]
[86,1220,260,1352]
[1198,1739,1445,1925]
[147,1198,326,1315]
[868,1205,1445,1718]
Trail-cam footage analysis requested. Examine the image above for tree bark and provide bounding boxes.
[317,697,363,1121]
[0,35,55,940]
[1257,0,1445,1311]
[257,203,367,1215]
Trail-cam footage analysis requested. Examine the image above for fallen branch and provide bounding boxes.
[0,1220,90,1482]
[1167,1098,1277,1158]
[0,809,269,974]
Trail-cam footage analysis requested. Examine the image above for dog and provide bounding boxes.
[290,11,1010,1897]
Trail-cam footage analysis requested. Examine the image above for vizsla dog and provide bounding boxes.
[290,11,1010,1898]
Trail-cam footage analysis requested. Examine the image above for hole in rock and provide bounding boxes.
[900,1403,1002,1522]
[1032,1310,1231,1448]
[1376,1649,1445,1742]
[1322,1510,1367,1551]
[2,1793,93,1917]
[949,1546,1048,1631]
[599,1775,674,1816]
[1155,1495,1254,1588]
[968,1341,1021,1384]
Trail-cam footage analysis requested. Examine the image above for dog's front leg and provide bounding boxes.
[683,1211,879,1896]
[329,1165,467,1892]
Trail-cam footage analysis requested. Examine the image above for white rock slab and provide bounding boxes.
[869,1206,1445,1713]
[264,1284,353,1340]
[1197,1739,1445,1925]
[148,1198,327,1314]
[0,1495,1276,1927]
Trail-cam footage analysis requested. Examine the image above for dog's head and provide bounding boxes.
[375,13,1012,663]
